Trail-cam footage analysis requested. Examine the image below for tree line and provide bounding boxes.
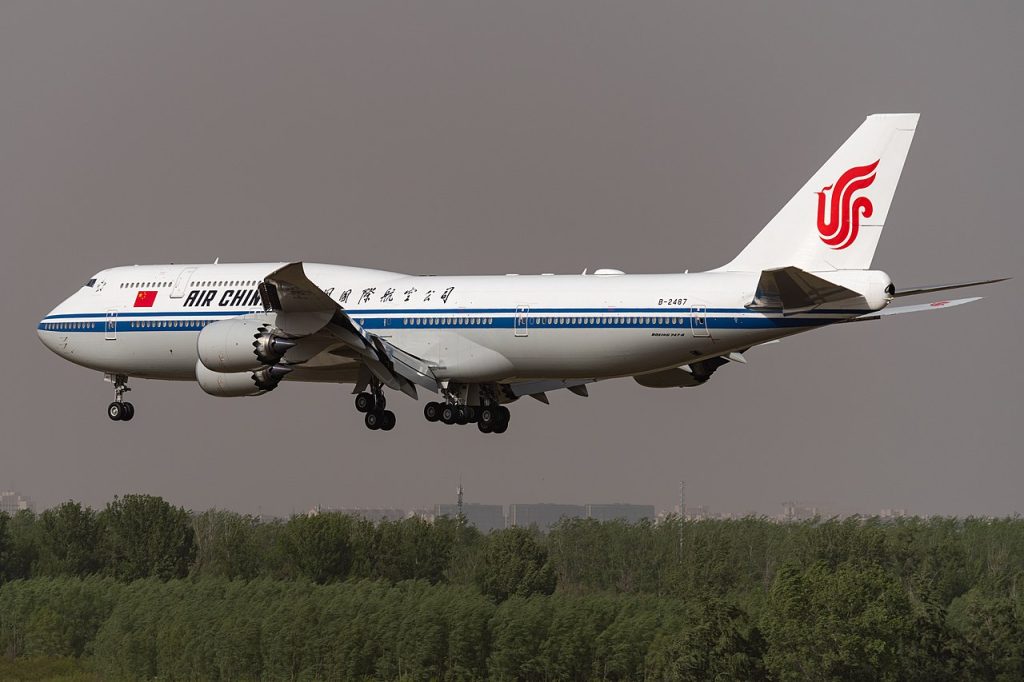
[0,496,1022,680]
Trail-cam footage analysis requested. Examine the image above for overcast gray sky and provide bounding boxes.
[2,1,1021,518]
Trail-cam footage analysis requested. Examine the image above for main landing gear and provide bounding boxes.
[423,401,510,434]
[107,374,135,422]
[355,383,396,431]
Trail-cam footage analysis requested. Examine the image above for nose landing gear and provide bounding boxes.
[106,374,135,422]
[355,381,396,431]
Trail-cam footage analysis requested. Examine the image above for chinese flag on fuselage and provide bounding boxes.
[134,290,158,307]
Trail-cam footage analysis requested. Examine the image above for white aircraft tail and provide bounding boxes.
[720,113,919,272]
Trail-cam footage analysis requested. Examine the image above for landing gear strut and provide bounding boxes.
[356,381,396,431]
[107,374,135,422]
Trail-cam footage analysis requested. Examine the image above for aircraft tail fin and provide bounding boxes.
[720,113,919,273]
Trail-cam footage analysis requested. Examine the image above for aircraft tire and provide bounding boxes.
[492,420,508,434]
[424,402,441,422]
[380,410,396,431]
[478,420,493,433]
[497,406,511,424]
[122,403,135,421]
[355,392,375,413]
[364,411,382,430]
[440,404,457,424]
[479,406,496,426]
[107,402,124,421]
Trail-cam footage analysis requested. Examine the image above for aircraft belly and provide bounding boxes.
[418,325,816,382]
[49,330,199,380]
[426,328,704,381]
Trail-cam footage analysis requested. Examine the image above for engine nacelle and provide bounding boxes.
[195,360,291,397]
[197,319,296,373]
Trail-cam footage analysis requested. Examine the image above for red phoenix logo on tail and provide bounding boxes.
[815,160,878,250]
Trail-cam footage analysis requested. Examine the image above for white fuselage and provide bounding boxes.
[37,263,888,386]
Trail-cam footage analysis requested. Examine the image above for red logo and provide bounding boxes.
[816,160,878,250]
[134,291,157,308]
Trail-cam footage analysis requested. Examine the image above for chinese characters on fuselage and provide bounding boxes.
[338,286,458,306]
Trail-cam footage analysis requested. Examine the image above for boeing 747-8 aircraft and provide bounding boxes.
[38,114,1004,433]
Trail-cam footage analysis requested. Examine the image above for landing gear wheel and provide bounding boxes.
[497,406,511,423]
[440,404,457,425]
[365,411,382,430]
[121,402,135,422]
[463,406,478,423]
[477,420,493,433]
[107,402,125,421]
[424,402,441,422]
[479,406,497,427]
[380,410,396,431]
[492,419,508,434]
[456,407,469,425]
[355,392,375,413]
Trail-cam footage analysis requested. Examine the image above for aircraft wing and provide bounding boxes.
[632,344,776,389]
[507,378,595,402]
[260,262,438,396]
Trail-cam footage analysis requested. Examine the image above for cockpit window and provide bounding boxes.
[85,278,97,288]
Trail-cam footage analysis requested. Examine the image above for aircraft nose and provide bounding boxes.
[37,315,64,356]
[37,298,75,358]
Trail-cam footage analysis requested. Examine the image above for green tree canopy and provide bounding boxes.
[477,527,556,602]
[36,501,101,577]
[98,495,194,581]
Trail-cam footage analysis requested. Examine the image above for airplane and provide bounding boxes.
[37,113,1006,433]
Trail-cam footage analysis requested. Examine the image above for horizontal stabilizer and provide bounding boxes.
[894,277,1009,298]
[748,266,862,314]
[850,297,981,322]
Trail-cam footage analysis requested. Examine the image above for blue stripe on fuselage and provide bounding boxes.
[38,308,847,332]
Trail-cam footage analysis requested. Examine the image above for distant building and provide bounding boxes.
[684,505,712,521]
[508,503,586,531]
[780,501,821,522]
[0,491,34,515]
[435,503,506,533]
[307,506,408,522]
[879,508,908,520]
[337,508,409,523]
[586,503,655,523]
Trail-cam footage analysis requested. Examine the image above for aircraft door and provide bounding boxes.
[514,306,529,337]
[170,267,197,299]
[105,310,118,340]
[690,305,710,338]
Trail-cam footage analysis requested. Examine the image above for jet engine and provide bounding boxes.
[197,319,296,373]
[195,360,291,397]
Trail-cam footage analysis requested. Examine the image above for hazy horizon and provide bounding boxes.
[2,1,1021,519]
